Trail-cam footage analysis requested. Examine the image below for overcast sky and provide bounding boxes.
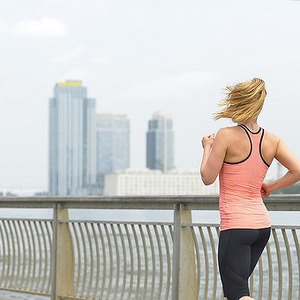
[0,0,300,190]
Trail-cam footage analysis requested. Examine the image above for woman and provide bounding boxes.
[200,78,300,300]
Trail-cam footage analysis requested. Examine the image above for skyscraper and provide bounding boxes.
[49,80,96,196]
[146,112,174,172]
[96,113,130,193]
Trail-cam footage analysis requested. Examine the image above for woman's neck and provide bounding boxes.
[239,120,259,131]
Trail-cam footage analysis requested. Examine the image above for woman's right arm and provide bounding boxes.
[261,139,300,197]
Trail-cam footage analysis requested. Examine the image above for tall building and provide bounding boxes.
[146,112,174,172]
[49,80,97,196]
[96,113,130,193]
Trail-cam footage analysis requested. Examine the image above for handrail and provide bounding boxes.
[0,195,299,300]
[1,194,300,210]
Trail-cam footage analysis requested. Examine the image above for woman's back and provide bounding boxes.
[221,125,279,166]
[218,124,274,230]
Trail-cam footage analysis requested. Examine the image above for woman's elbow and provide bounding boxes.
[294,168,300,182]
[290,163,300,181]
[203,179,213,186]
[201,173,215,185]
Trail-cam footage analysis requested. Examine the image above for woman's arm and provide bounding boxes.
[200,129,227,185]
[261,139,300,197]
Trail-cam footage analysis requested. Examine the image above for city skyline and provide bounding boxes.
[49,80,176,196]
[1,0,300,189]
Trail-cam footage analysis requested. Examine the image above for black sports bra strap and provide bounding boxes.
[238,124,262,134]
[259,128,270,167]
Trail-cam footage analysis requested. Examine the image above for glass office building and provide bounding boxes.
[49,80,97,195]
[96,113,130,194]
[146,112,174,172]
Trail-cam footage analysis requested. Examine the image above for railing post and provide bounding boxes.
[172,203,181,300]
[172,204,197,300]
[51,204,75,300]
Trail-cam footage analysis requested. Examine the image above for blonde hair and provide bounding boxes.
[214,78,267,123]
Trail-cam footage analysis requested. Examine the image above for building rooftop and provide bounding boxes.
[56,80,82,87]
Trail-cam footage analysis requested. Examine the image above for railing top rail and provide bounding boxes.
[0,195,300,211]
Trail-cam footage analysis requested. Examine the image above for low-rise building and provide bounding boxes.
[104,168,219,196]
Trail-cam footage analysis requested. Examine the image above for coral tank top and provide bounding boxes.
[219,125,271,231]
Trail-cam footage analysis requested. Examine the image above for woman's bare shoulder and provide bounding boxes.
[264,129,281,141]
[216,126,242,137]
[263,129,281,147]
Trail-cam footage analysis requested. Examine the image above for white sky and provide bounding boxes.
[0,0,300,189]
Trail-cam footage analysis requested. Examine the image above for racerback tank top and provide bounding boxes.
[219,124,271,231]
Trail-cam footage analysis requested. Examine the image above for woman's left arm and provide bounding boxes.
[200,129,228,185]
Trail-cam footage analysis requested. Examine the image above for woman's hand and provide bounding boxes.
[200,131,226,185]
[261,182,272,198]
[201,133,215,150]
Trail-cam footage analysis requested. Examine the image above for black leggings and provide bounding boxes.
[218,227,271,300]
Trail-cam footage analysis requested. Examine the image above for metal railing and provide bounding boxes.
[0,195,299,299]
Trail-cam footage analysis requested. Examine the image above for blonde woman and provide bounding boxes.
[200,78,300,300]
